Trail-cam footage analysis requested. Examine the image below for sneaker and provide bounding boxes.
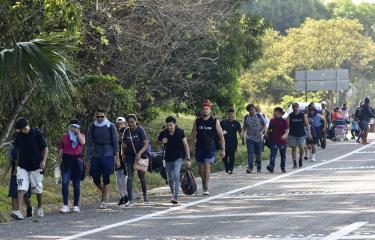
[304,156,308,160]
[298,159,303,168]
[99,202,107,209]
[281,169,286,173]
[170,198,178,204]
[203,191,210,195]
[59,205,70,213]
[11,210,24,220]
[72,206,80,213]
[228,170,233,174]
[311,154,316,162]
[257,168,261,173]
[246,167,253,174]
[266,165,274,173]
[118,197,126,206]
[124,201,134,207]
[26,207,34,218]
[36,207,44,217]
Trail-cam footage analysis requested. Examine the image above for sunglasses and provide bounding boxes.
[96,116,105,119]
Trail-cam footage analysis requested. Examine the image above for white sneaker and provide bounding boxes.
[311,154,316,162]
[124,201,134,207]
[99,202,107,209]
[72,206,80,213]
[59,205,70,213]
[10,210,24,220]
[36,208,44,217]
[203,191,210,195]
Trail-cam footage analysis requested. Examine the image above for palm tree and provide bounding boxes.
[0,39,74,148]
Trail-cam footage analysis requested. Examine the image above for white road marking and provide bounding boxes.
[322,222,368,240]
[337,159,375,162]
[341,236,375,239]
[221,191,375,199]
[147,210,375,220]
[309,166,375,171]
[58,143,374,240]
[28,236,63,239]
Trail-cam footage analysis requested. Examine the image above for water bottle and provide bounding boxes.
[54,162,61,184]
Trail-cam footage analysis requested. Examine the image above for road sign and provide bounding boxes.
[295,69,349,92]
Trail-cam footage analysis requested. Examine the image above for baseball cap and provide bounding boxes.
[116,117,126,123]
[321,101,327,105]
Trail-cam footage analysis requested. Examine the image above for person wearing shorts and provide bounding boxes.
[12,117,48,220]
[190,100,225,195]
[287,103,311,168]
[86,109,120,209]
[2,137,33,219]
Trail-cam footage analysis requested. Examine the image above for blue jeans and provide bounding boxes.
[62,167,81,206]
[269,144,287,170]
[246,139,262,170]
[166,158,183,200]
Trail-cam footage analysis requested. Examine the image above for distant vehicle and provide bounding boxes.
[283,102,322,119]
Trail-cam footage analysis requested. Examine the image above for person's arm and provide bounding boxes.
[85,126,93,161]
[241,116,247,138]
[304,114,312,138]
[320,115,327,131]
[216,119,226,158]
[135,139,149,161]
[189,120,197,149]
[182,137,191,160]
[157,131,165,145]
[40,147,48,170]
[281,120,289,140]
[111,125,120,167]
[77,132,85,145]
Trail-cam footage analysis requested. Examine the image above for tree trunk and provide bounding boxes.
[0,85,35,149]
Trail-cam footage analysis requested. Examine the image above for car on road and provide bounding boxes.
[283,102,322,119]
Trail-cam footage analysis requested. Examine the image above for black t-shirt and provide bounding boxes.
[14,128,47,171]
[220,119,241,147]
[158,128,186,162]
[288,112,305,137]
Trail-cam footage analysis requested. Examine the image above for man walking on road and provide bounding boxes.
[220,108,241,174]
[306,106,326,162]
[287,103,311,169]
[358,97,375,144]
[86,109,120,209]
[158,116,191,204]
[242,104,266,173]
[12,117,48,220]
[190,100,225,195]
[266,107,289,173]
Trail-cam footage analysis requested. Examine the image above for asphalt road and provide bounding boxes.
[1,139,375,240]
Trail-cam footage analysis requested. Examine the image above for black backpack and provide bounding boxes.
[180,169,197,195]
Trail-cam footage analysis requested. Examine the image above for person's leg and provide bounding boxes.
[268,144,278,172]
[17,191,26,212]
[351,130,355,139]
[298,144,304,167]
[92,175,103,194]
[102,175,110,203]
[198,164,205,189]
[203,162,211,192]
[222,149,229,173]
[61,167,72,206]
[254,141,262,172]
[291,146,297,168]
[166,161,174,196]
[12,198,17,210]
[228,146,236,172]
[30,169,44,213]
[91,157,103,193]
[115,169,127,198]
[246,139,255,172]
[137,170,148,202]
[126,159,135,203]
[72,178,81,207]
[36,193,43,208]
[280,144,287,171]
[173,159,183,200]
[311,144,317,161]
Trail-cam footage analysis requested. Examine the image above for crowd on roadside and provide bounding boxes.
[2,98,374,220]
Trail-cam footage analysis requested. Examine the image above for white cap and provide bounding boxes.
[116,117,126,123]
[321,101,327,105]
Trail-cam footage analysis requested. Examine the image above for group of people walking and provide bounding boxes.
[3,98,373,220]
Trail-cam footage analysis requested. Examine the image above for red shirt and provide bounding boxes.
[59,133,84,156]
[269,118,289,145]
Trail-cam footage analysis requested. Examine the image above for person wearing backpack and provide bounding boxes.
[158,116,191,204]
[220,108,242,174]
[354,101,364,143]
[266,107,289,173]
[287,103,312,168]
[115,117,128,205]
[241,103,266,174]
[358,97,375,144]
[190,100,225,195]
[122,114,150,206]
[58,120,85,213]
[86,109,120,209]
[306,106,326,162]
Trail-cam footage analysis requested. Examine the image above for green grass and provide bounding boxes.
[0,111,271,222]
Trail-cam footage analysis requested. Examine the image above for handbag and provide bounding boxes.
[129,129,149,173]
